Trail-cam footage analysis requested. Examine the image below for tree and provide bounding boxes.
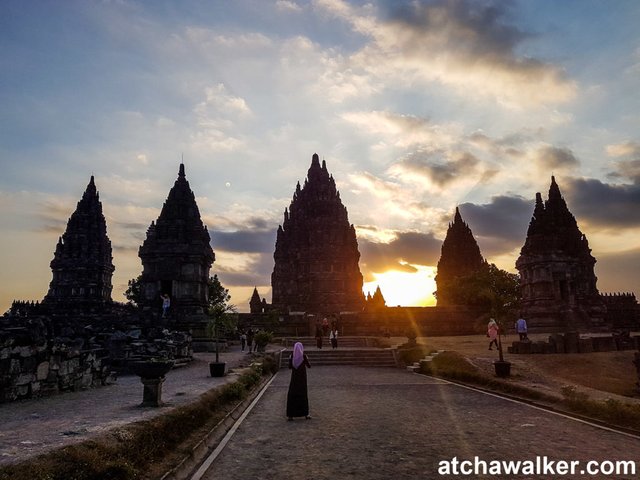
[124,275,143,307]
[436,263,520,318]
[206,275,237,364]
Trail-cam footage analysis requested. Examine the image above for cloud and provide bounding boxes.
[596,247,640,295]
[213,229,276,254]
[214,252,274,287]
[341,110,455,149]
[389,150,483,188]
[276,0,303,13]
[606,141,640,158]
[359,230,442,278]
[458,195,532,257]
[316,0,577,107]
[564,177,640,229]
[605,141,640,183]
[534,145,580,171]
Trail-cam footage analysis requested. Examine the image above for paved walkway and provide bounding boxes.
[200,366,640,480]
[0,346,256,465]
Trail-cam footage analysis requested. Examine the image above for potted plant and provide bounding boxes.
[206,312,237,377]
[253,330,273,353]
[493,321,511,378]
[206,275,237,377]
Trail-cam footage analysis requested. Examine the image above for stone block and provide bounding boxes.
[549,334,565,353]
[532,341,549,354]
[36,361,50,380]
[614,336,636,351]
[15,373,35,385]
[1,387,19,402]
[30,381,41,394]
[12,346,33,358]
[81,372,93,389]
[592,336,616,352]
[578,338,594,353]
[16,385,29,397]
[9,359,21,375]
[0,348,10,360]
[564,332,580,353]
[516,341,532,354]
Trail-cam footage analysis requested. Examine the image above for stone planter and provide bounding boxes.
[209,361,226,377]
[130,360,174,407]
[130,360,174,379]
[494,360,511,378]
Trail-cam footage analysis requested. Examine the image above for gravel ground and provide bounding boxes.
[200,366,640,480]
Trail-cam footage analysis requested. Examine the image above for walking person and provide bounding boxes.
[315,321,323,349]
[287,342,311,420]
[240,330,247,352]
[330,327,338,349]
[246,328,254,354]
[515,316,528,341]
[487,318,499,350]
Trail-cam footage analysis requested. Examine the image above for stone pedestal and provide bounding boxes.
[140,376,166,407]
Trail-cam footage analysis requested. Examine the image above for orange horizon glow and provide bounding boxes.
[363,265,437,307]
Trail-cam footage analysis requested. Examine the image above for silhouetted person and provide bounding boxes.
[330,327,338,349]
[487,318,499,350]
[287,342,311,420]
[315,321,323,349]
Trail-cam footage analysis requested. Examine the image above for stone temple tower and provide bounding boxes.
[139,164,215,319]
[43,176,115,311]
[271,154,365,315]
[516,176,606,331]
[435,207,486,306]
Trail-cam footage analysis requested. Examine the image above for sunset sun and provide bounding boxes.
[363,266,437,307]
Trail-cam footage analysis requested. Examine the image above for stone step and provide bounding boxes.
[279,337,381,348]
[279,349,397,368]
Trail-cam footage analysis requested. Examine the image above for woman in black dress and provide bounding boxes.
[287,342,311,420]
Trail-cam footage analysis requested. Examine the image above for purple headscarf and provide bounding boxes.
[292,342,304,369]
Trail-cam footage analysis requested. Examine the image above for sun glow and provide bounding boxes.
[363,265,437,307]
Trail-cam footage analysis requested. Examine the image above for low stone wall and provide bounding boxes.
[0,316,193,403]
[239,306,487,338]
[508,333,640,354]
[0,342,111,403]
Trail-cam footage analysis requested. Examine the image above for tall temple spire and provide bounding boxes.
[139,165,215,319]
[43,176,114,310]
[435,207,486,306]
[271,153,364,315]
[516,176,605,330]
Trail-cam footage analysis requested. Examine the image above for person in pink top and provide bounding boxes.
[487,318,499,350]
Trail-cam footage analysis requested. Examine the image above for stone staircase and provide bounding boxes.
[279,336,382,348]
[406,350,445,373]
[279,347,398,368]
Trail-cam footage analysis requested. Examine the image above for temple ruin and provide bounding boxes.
[516,176,606,331]
[139,164,215,321]
[270,154,365,315]
[434,207,486,306]
[43,176,115,312]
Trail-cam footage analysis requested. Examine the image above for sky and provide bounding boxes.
[1,0,639,313]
